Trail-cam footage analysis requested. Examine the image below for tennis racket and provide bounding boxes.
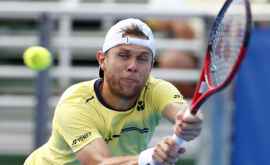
[172,0,252,145]
[145,0,252,164]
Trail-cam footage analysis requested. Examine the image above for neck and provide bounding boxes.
[100,80,137,111]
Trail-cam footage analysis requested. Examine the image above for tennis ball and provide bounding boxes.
[23,46,52,71]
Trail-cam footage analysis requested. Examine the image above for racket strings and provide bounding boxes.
[210,0,247,86]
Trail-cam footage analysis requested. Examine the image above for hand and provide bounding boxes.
[174,109,203,141]
[152,137,186,165]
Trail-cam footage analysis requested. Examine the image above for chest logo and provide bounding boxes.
[137,101,145,111]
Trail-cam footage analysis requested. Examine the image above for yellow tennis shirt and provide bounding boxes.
[24,76,186,165]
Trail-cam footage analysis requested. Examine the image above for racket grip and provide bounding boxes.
[172,134,185,146]
[139,110,192,165]
[172,109,192,147]
[139,136,184,165]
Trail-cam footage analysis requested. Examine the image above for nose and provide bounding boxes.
[127,58,138,73]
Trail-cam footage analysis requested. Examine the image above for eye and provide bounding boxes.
[118,52,129,59]
[137,55,151,63]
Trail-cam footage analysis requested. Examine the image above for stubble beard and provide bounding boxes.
[107,76,146,100]
[109,80,142,100]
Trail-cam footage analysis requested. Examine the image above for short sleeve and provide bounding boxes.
[151,80,187,113]
[54,103,103,152]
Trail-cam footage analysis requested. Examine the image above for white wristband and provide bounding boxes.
[138,147,178,165]
[138,147,156,165]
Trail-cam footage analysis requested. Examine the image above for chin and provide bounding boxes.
[121,91,139,99]
[120,87,141,99]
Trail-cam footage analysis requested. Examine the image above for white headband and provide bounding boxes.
[102,18,155,57]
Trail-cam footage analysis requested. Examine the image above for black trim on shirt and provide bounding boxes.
[121,127,149,134]
[104,127,149,142]
[94,79,115,110]
[94,79,137,111]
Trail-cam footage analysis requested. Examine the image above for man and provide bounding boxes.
[24,18,202,165]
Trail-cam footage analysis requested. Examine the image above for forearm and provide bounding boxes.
[99,155,138,165]
[162,102,189,124]
[76,138,139,165]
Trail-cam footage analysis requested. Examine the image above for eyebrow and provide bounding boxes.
[118,47,151,55]
[118,47,130,52]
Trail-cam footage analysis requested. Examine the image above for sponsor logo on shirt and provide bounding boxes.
[137,101,145,111]
[173,94,181,99]
[72,132,92,146]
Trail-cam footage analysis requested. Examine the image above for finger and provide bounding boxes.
[181,126,202,134]
[156,141,178,163]
[166,148,186,164]
[175,111,184,121]
[154,144,170,161]
[152,153,164,164]
[174,124,202,134]
[174,129,202,141]
[182,116,203,124]
[179,111,202,123]
[174,119,202,132]
[179,122,202,130]
[163,138,184,158]
[164,137,177,147]
[181,128,202,137]
[180,134,199,141]
[152,149,170,164]
[175,105,189,121]
[160,140,171,154]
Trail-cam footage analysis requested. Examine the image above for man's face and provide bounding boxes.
[102,44,153,99]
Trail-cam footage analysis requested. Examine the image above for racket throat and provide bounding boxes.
[191,81,209,113]
[199,81,208,94]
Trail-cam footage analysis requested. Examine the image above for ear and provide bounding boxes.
[96,50,106,70]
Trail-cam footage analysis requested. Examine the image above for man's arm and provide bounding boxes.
[162,102,188,123]
[76,138,138,165]
[75,102,198,165]
[162,102,203,141]
[76,136,185,165]
[75,103,191,165]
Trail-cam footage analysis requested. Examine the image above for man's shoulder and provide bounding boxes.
[145,75,180,99]
[58,79,97,104]
[54,79,101,123]
[68,79,96,92]
[146,75,172,89]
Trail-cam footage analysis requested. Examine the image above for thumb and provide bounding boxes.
[175,110,185,121]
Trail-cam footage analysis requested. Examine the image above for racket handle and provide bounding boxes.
[172,134,186,146]
[172,109,193,147]
[139,110,192,165]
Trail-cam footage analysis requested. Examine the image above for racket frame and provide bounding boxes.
[190,0,252,114]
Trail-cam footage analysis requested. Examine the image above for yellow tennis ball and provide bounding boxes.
[23,46,52,71]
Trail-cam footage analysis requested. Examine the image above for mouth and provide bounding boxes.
[121,77,139,85]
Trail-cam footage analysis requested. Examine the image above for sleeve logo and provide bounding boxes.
[173,94,182,99]
[72,132,92,146]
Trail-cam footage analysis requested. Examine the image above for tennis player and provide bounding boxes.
[24,18,202,165]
